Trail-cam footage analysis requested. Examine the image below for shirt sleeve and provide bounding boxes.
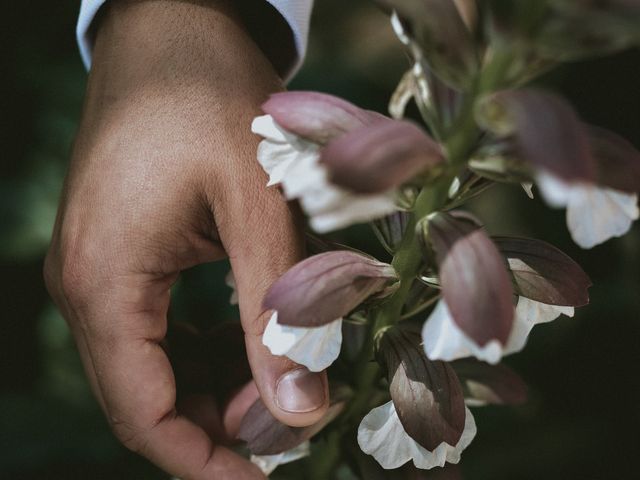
[76,0,313,82]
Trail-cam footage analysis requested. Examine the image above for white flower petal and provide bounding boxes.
[565,185,639,249]
[448,177,461,199]
[253,114,399,233]
[536,171,572,208]
[464,381,496,407]
[421,301,504,364]
[536,171,639,249]
[279,146,397,233]
[357,401,476,470]
[279,153,327,199]
[423,299,575,364]
[521,182,534,199]
[262,312,343,372]
[253,115,320,187]
[503,297,574,355]
[250,441,310,476]
[389,69,415,119]
[252,114,288,143]
[304,189,398,233]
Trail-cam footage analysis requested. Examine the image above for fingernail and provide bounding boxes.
[276,368,325,413]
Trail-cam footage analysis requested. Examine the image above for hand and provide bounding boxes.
[44,1,329,478]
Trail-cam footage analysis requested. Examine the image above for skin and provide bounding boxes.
[44,1,329,478]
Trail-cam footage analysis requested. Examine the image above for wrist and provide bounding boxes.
[86,0,281,111]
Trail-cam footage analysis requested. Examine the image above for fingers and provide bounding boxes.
[72,278,264,480]
[177,381,260,444]
[222,381,260,439]
[218,170,330,428]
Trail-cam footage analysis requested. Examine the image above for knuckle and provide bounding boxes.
[108,406,175,457]
[44,227,96,305]
[58,251,95,305]
[110,420,148,454]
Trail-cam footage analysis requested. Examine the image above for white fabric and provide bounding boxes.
[357,401,477,470]
[77,0,313,81]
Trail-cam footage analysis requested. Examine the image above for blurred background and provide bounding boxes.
[1,1,638,479]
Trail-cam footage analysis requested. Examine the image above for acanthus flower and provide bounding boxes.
[357,401,476,470]
[250,441,310,476]
[253,92,444,233]
[422,233,590,364]
[536,169,639,249]
[262,251,398,371]
[422,297,574,364]
[360,329,475,470]
[475,89,640,249]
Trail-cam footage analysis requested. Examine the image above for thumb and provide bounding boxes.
[219,178,330,428]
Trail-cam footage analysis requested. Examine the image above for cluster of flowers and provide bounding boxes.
[234,0,640,476]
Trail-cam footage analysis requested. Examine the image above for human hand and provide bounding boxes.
[44,1,329,478]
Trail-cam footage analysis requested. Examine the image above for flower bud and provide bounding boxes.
[475,89,596,182]
[536,1,640,61]
[426,212,514,346]
[374,212,411,253]
[320,119,444,194]
[588,124,640,193]
[452,359,528,407]
[238,387,348,455]
[378,328,466,450]
[264,251,398,327]
[262,91,384,145]
[493,235,592,306]
[379,0,479,89]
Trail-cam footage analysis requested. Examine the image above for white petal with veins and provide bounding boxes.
[422,298,574,364]
[536,171,572,207]
[357,401,476,470]
[536,171,639,249]
[503,297,574,355]
[252,115,319,186]
[565,185,638,249]
[263,312,343,372]
[250,441,310,476]
[422,300,504,364]
[253,114,398,233]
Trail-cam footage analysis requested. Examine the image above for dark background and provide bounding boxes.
[1,1,639,479]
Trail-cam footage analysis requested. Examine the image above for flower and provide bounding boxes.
[250,441,310,476]
[422,297,574,364]
[357,401,477,470]
[253,114,396,233]
[252,92,444,233]
[536,171,639,249]
[262,312,343,372]
[474,89,640,249]
[261,251,397,371]
[503,297,574,355]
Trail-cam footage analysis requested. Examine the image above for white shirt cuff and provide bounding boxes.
[76,0,313,82]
